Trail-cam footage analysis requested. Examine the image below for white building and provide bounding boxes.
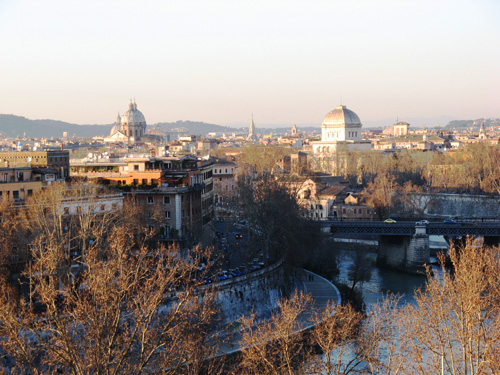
[312,105,372,154]
[106,100,147,143]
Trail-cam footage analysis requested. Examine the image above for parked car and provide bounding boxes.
[234,233,243,240]
[384,218,397,224]
[444,219,456,223]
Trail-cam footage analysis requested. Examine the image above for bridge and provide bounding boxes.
[326,220,500,274]
[328,221,500,237]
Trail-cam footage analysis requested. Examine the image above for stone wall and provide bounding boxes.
[210,260,288,324]
[412,193,500,218]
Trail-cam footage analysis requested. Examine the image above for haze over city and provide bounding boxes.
[1,0,499,127]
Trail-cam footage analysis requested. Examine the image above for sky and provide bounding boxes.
[0,0,499,127]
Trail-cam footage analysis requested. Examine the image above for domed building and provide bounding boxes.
[312,105,372,154]
[107,100,147,143]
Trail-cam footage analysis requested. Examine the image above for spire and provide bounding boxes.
[247,114,257,141]
[479,121,486,141]
[249,114,255,137]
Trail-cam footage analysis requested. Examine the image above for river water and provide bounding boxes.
[333,236,448,307]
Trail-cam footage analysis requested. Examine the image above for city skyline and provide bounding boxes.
[1,0,499,126]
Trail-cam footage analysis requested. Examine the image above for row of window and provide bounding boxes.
[63,203,118,214]
[148,196,171,204]
[341,208,370,214]
[0,189,33,200]
[132,178,159,185]
[153,208,202,220]
[214,168,234,174]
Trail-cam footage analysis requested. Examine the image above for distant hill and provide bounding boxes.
[0,115,113,138]
[0,115,242,139]
[363,115,456,129]
[443,118,500,130]
[155,120,238,135]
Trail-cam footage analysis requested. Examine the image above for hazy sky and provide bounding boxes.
[1,0,499,127]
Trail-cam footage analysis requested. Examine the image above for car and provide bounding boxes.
[416,220,430,225]
[444,219,456,223]
[234,233,243,240]
[384,218,397,224]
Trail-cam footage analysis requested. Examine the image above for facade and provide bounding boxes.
[70,155,214,243]
[213,160,237,204]
[133,186,203,243]
[297,177,348,220]
[331,193,374,220]
[276,152,308,175]
[393,121,410,136]
[383,121,410,137]
[0,167,42,201]
[0,150,70,180]
[198,161,214,227]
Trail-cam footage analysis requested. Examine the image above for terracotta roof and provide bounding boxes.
[318,185,346,197]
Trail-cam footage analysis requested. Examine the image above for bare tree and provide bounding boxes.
[362,173,396,220]
[0,184,224,374]
[237,292,313,375]
[308,303,364,375]
[393,239,500,374]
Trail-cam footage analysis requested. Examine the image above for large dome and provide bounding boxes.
[121,101,146,126]
[322,105,361,126]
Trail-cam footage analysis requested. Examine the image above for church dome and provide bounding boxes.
[322,105,361,126]
[121,101,146,126]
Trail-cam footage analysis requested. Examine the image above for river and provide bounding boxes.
[333,235,448,307]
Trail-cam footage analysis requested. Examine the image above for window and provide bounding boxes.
[101,205,105,211]
[142,179,148,185]
[182,210,185,218]
[134,165,139,171]
[133,179,139,185]
[12,190,19,200]
[27,189,33,196]
[163,196,170,204]
[165,211,170,218]
[147,196,154,204]
[77,206,82,214]
[63,207,69,215]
